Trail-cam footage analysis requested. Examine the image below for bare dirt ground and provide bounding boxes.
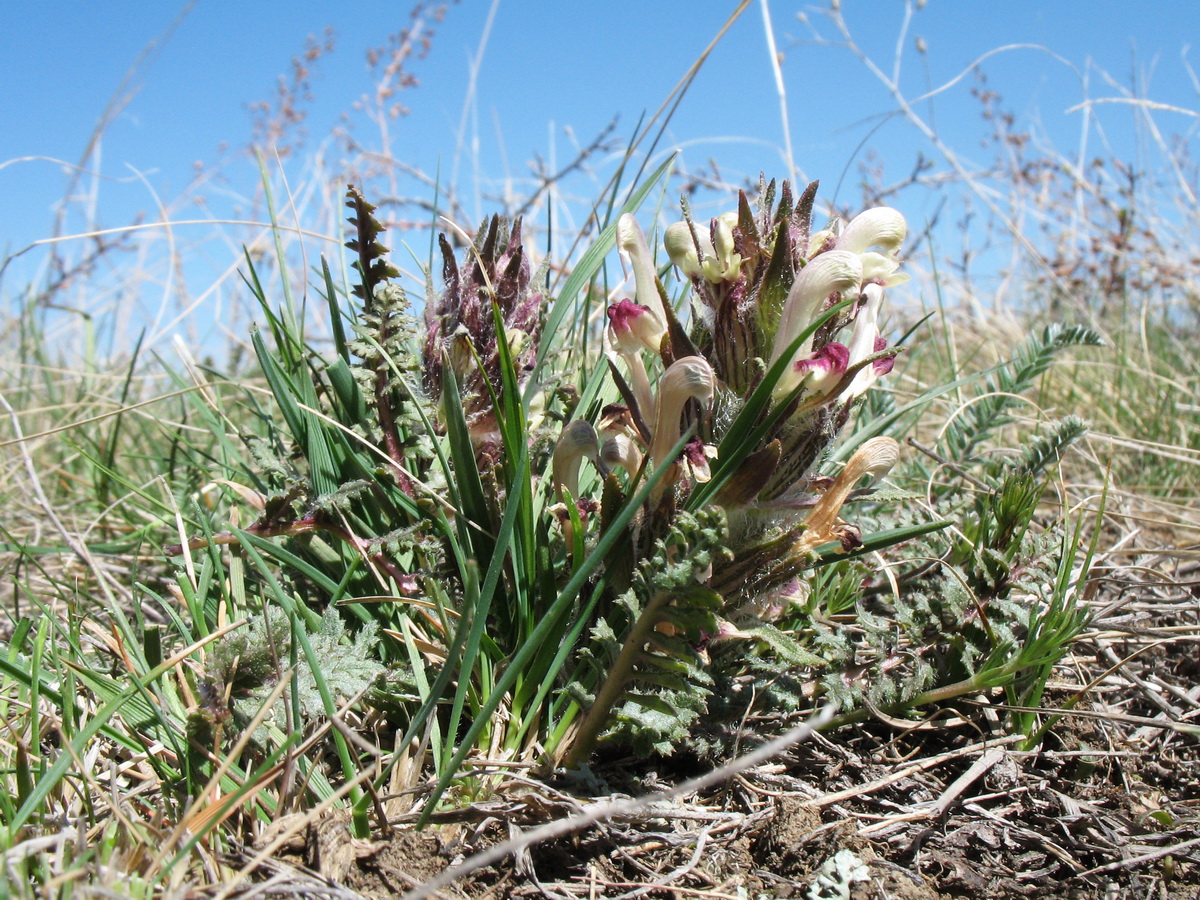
[208,547,1200,900]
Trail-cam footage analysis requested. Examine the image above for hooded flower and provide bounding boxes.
[835,206,909,288]
[834,206,907,256]
[793,437,900,555]
[570,184,908,640]
[769,250,864,395]
[647,356,716,475]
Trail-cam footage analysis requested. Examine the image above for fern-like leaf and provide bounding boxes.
[1015,415,1089,477]
[941,324,1103,465]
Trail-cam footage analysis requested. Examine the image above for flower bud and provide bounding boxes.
[705,214,743,282]
[664,213,742,283]
[664,221,703,279]
[807,225,837,257]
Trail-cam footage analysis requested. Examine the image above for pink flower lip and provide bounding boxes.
[607,298,649,332]
[872,336,895,375]
[682,435,708,462]
[606,298,665,355]
[792,341,850,379]
[670,435,716,483]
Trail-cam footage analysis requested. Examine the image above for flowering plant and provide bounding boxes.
[544,181,925,763]
[189,175,1096,828]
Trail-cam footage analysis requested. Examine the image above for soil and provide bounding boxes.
[216,557,1200,900]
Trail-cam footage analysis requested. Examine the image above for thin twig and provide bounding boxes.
[0,391,122,606]
[1075,834,1200,879]
[399,705,835,900]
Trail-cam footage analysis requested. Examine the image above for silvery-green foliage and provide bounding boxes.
[196,607,384,744]
[280,606,386,720]
[578,509,728,755]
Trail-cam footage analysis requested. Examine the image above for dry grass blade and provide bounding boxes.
[399,706,835,900]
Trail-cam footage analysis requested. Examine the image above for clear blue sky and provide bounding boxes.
[3,1,1198,346]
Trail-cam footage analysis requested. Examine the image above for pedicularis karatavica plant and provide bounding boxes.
[183,175,1099,823]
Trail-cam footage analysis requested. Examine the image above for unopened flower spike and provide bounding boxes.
[552,419,605,501]
[422,215,543,448]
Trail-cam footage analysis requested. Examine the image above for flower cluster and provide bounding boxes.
[421,180,909,629]
[556,179,908,616]
[666,186,906,410]
[422,215,544,451]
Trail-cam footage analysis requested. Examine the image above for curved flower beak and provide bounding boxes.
[835,207,907,256]
[648,356,716,473]
[618,214,669,327]
[552,419,604,501]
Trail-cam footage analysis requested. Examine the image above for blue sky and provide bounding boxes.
[3,1,1199,348]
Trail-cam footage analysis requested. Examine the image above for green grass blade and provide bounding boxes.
[529,154,676,393]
